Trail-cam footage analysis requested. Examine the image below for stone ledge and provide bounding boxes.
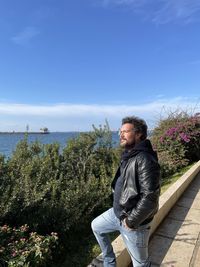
[89,160,200,267]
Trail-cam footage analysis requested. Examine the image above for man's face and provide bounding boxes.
[119,123,141,150]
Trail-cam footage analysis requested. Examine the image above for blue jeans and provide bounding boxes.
[91,208,151,267]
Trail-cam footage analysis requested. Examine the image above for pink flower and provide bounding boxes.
[1,225,8,232]
[20,224,29,232]
[160,136,164,143]
[0,247,5,253]
[51,232,58,236]
[165,127,178,137]
[179,133,190,143]
[12,252,17,257]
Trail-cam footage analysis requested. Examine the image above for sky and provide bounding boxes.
[0,0,200,132]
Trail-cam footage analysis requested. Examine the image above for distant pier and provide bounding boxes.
[0,131,50,134]
[0,127,50,134]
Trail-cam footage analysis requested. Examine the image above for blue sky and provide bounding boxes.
[0,0,200,131]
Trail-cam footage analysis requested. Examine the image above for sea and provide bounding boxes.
[0,132,119,158]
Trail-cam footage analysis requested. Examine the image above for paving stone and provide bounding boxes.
[187,184,200,193]
[177,195,200,210]
[191,232,200,267]
[161,239,195,267]
[185,189,200,200]
[193,245,200,267]
[186,174,200,192]
[149,235,195,267]
[190,175,200,187]
[155,217,200,245]
[167,205,200,224]
[149,235,177,266]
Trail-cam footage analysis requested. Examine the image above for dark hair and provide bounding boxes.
[122,116,147,140]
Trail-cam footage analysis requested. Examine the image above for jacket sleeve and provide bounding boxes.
[126,153,160,229]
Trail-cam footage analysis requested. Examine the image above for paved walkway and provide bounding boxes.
[148,171,200,267]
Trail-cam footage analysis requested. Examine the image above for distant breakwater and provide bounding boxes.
[0,132,49,134]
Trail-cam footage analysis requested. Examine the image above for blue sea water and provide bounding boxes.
[0,132,119,158]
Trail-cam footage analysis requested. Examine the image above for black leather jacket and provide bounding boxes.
[112,140,160,229]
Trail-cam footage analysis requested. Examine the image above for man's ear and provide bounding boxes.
[136,132,142,142]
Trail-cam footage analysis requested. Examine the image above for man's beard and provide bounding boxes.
[120,139,135,150]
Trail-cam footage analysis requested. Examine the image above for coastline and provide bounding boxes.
[0,132,50,134]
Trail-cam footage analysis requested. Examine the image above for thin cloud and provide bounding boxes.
[11,26,40,45]
[99,0,146,8]
[152,0,200,25]
[0,97,199,118]
[96,0,200,24]
[0,98,199,131]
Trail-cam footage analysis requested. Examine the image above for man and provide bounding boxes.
[91,116,160,267]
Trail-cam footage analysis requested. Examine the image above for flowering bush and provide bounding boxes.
[0,224,58,267]
[152,112,200,177]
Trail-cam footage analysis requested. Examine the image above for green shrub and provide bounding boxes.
[0,123,118,236]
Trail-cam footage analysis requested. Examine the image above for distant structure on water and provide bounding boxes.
[0,126,50,134]
[40,127,49,134]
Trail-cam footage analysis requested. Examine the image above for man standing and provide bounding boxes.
[91,116,160,267]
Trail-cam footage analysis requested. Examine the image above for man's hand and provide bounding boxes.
[122,218,133,230]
